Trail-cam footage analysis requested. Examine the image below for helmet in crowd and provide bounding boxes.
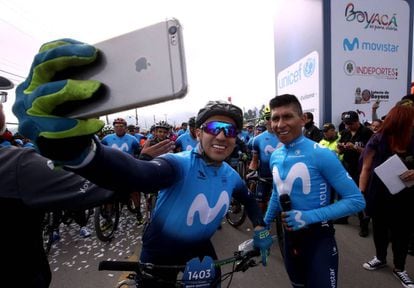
[196,100,243,130]
[263,105,271,118]
[101,125,114,135]
[154,120,170,129]
[188,116,196,128]
[127,124,136,132]
[113,117,127,126]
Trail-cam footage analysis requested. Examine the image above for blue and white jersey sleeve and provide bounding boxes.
[265,136,365,225]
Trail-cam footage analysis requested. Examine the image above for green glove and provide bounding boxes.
[12,39,104,163]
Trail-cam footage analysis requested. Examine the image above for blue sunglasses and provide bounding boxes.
[201,121,238,138]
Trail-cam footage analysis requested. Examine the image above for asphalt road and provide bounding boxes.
[49,209,414,288]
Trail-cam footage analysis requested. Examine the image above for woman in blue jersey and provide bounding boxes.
[12,39,273,288]
[264,94,365,288]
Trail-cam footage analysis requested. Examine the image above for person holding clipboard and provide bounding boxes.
[359,99,414,288]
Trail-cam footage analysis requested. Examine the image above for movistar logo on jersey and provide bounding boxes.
[264,144,276,155]
[187,191,229,226]
[272,162,311,195]
[111,143,129,152]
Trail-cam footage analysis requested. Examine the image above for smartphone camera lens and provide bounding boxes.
[168,26,177,35]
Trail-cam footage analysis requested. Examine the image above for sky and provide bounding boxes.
[0,0,277,130]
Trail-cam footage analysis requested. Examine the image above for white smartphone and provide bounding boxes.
[58,18,187,118]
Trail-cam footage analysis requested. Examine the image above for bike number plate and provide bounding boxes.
[182,256,215,287]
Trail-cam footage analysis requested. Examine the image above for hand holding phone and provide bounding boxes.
[58,19,187,119]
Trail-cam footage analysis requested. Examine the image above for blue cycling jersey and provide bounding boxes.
[101,133,139,156]
[264,135,365,288]
[175,133,198,152]
[76,143,264,260]
[251,131,280,178]
[143,149,261,252]
[264,135,365,225]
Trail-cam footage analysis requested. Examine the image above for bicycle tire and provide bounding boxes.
[225,197,246,227]
[126,194,139,214]
[94,202,120,242]
[41,212,53,255]
[236,160,246,179]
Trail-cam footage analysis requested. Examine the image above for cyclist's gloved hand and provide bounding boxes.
[282,210,318,231]
[12,39,104,164]
[253,227,273,266]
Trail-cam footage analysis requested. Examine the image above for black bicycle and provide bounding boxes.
[244,171,285,259]
[42,208,93,254]
[99,236,277,287]
[225,152,248,227]
[95,191,142,242]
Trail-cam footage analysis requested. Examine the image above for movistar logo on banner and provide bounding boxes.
[343,37,399,53]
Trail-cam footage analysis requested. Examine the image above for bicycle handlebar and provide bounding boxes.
[99,248,261,272]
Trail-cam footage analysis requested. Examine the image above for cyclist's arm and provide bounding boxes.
[263,186,280,226]
[69,140,178,196]
[232,182,266,228]
[306,147,365,223]
[8,147,113,210]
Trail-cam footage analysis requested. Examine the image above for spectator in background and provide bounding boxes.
[102,117,143,225]
[319,123,342,160]
[303,112,323,143]
[175,116,198,152]
[177,121,188,137]
[370,119,383,134]
[337,110,373,237]
[248,107,280,213]
[359,100,414,288]
[149,121,172,146]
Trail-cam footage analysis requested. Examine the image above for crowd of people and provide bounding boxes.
[1,38,414,288]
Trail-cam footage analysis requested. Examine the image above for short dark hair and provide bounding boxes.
[304,112,314,121]
[269,94,303,116]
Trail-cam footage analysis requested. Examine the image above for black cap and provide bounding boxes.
[342,111,359,124]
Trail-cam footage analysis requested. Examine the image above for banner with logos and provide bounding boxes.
[277,51,320,126]
[331,0,411,124]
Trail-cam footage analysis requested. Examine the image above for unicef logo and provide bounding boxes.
[303,57,315,78]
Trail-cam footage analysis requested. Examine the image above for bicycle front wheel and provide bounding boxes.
[225,198,246,227]
[94,202,120,242]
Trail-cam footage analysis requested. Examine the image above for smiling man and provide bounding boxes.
[12,39,273,288]
[264,94,365,288]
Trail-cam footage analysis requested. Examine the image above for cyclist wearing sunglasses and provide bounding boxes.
[12,39,273,288]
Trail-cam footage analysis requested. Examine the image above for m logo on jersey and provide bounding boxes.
[264,144,276,155]
[272,162,311,195]
[187,191,229,226]
[111,143,129,152]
